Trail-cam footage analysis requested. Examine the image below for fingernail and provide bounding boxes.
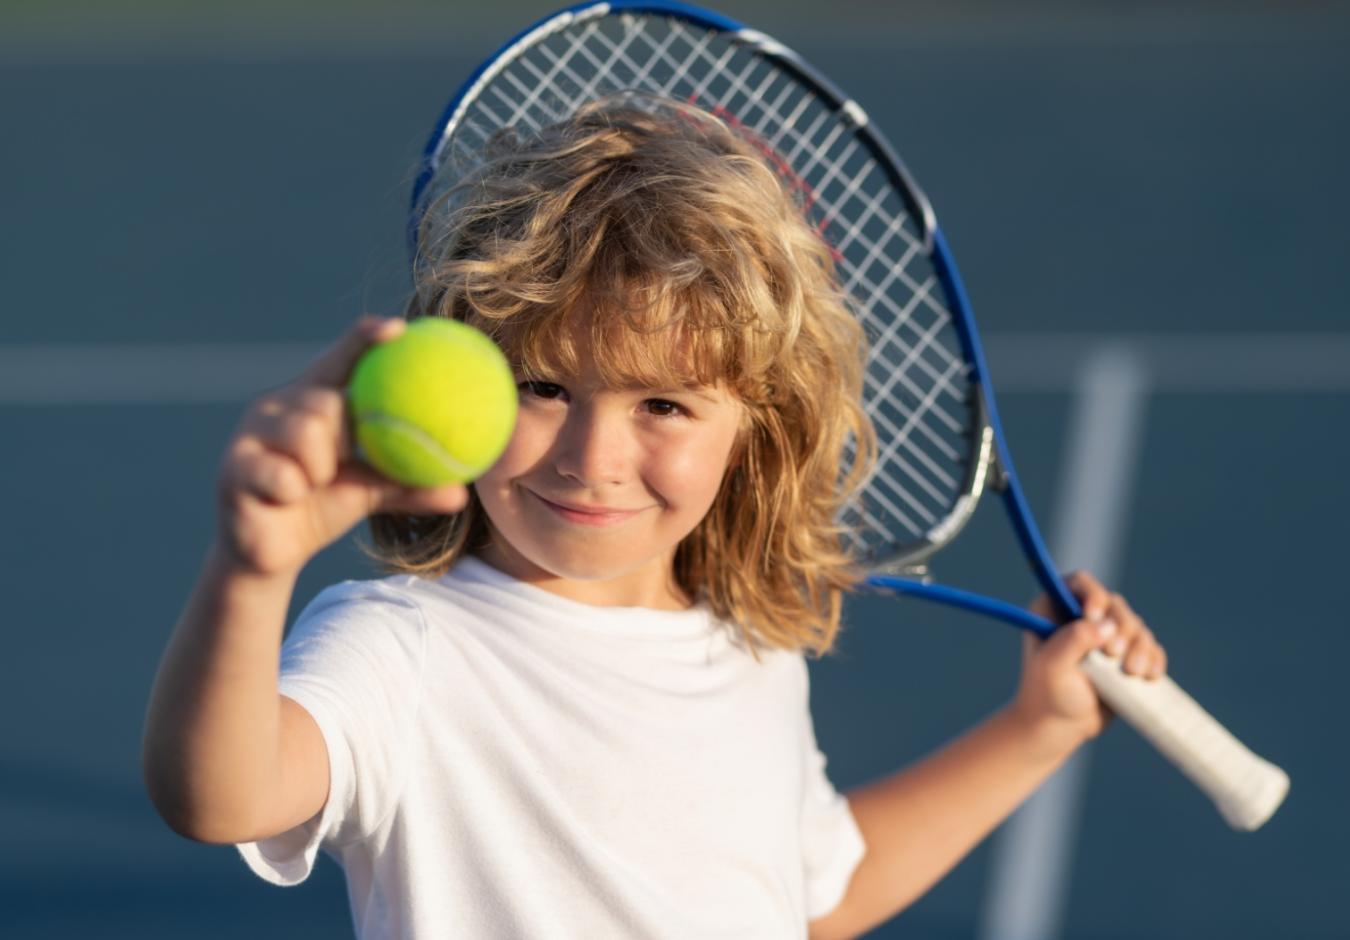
[1107,635,1128,656]
[1128,653,1148,674]
[1097,618,1117,637]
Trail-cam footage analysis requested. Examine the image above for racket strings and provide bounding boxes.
[425,11,980,563]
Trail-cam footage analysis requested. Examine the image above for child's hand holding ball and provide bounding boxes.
[214,315,517,578]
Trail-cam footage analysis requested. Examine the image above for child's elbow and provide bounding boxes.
[145,790,259,845]
[141,747,252,845]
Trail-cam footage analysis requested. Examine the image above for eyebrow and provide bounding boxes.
[522,370,725,404]
[647,386,722,404]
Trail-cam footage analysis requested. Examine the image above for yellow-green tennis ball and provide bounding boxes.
[347,318,517,487]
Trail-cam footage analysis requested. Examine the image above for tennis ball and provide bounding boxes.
[347,318,517,487]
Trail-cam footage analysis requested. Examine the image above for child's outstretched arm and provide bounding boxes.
[808,572,1166,940]
[140,316,467,845]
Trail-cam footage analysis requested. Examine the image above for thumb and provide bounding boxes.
[379,480,472,517]
[345,462,471,516]
[302,314,406,390]
[317,461,469,533]
[1038,616,1116,673]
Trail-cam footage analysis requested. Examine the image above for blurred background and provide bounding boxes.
[2,1,1347,937]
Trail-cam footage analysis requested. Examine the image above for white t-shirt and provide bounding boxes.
[236,555,866,939]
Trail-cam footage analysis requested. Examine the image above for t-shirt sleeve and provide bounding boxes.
[798,661,867,922]
[235,578,428,887]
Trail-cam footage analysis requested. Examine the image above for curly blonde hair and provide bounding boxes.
[359,95,876,659]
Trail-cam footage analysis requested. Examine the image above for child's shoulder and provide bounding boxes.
[305,571,424,610]
[291,572,437,642]
[297,561,488,633]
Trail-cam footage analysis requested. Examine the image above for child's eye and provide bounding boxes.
[644,398,686,418]
[520,380,566,401]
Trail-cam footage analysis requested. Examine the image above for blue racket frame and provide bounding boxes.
[408,0,1085,637]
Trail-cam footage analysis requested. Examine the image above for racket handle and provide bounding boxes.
[1080,649,1289,830]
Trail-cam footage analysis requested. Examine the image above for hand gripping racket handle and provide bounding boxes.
[866,578,1289,828]
[1080,649,1289,830]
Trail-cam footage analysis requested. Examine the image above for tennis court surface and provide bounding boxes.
[2,3,1346,937]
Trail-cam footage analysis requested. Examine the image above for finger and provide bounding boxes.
[1123,631,1153,676]
[1103,594,1134,657]
[1066,570,1112,621]
[1122,629,1165,679]
[1103,592,1148,658]
[1040,616,1118,672]
[1067,570,1104,593]
[281,406,341,490]
[225,437,311,506]
[1150,642,1168,679]
[246,389,347,490]
[1026,592,1056,621]
[300,314,406,389]
[1109,591,1141,621]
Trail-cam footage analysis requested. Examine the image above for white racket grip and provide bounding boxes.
[1080,649,1289,831]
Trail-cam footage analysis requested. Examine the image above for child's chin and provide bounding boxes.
[533,552,647,583]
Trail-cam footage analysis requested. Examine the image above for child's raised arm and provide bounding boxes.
[140,315,467,844]
[810,574,1166,940]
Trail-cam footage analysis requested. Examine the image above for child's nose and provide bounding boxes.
[552,406,636,487]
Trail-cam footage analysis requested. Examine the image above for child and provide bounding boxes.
[141,98,1166,939]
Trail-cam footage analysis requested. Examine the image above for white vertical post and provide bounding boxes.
[976,343,1151,940]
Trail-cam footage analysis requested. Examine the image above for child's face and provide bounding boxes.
[472,345,744,610]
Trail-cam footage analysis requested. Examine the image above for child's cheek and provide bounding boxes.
[489,409,558,477]
[648,429,739,513]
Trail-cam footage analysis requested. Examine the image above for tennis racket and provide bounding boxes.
[406,0,1289,831]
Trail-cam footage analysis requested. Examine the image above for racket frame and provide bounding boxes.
[406,0,1073,630]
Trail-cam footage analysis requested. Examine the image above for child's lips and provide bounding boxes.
[529,491,648,527]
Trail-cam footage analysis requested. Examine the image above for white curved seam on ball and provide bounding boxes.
[357,413,479,479]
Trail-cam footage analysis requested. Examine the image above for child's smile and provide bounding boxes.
[526,489,653,527]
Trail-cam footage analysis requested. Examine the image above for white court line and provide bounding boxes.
[0,343,318,404]
[985,332,1350,393]
[976,344,1152,940]
[0,333,1347,403]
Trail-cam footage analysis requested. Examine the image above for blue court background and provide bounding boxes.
[1,2,1347,937]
